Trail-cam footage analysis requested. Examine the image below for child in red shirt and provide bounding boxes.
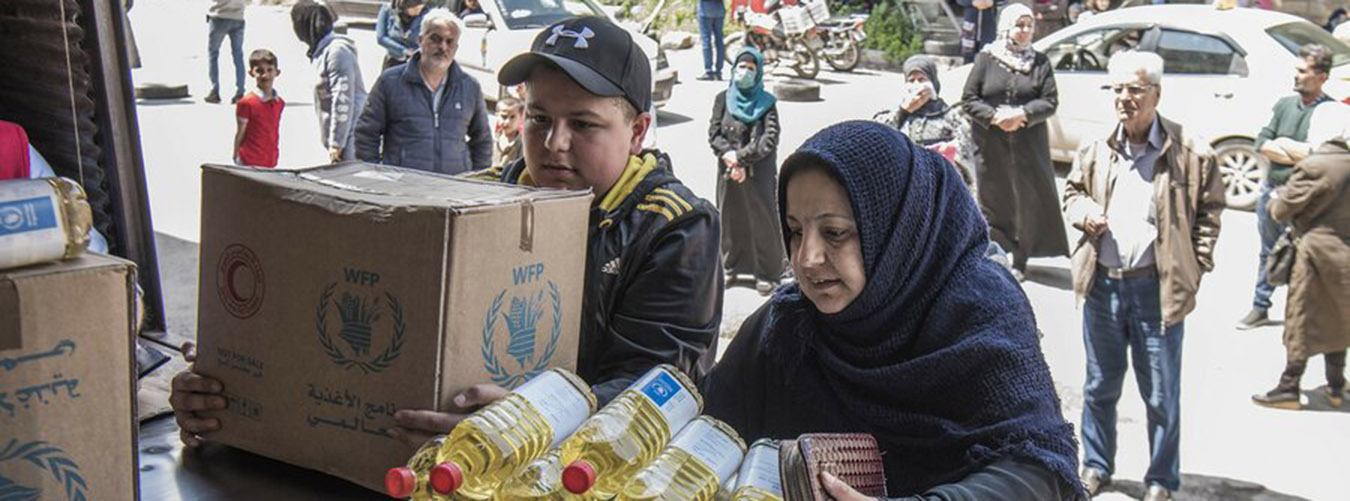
[234,49,285,168]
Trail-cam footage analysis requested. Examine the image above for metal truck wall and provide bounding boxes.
[0,0,166,332]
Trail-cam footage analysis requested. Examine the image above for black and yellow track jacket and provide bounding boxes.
[463,150,722,404]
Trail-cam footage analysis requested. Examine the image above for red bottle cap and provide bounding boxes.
[562,460,598,494]
[385,467,417,498]
[430,462,464,495]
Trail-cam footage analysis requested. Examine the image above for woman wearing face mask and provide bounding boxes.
[962,3,1068,281]
[376,0,426,70]
[702,121,1082,500]
[877,55,976,191]
[708,47,787,295]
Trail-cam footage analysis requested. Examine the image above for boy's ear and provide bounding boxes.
[628,112,652,156]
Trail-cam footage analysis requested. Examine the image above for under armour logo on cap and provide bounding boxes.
[545,24,595,49]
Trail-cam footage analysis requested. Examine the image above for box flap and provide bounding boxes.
[0,255,135,349]
[202,162,591,212]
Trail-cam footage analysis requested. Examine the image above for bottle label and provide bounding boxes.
[670,418,744,483]
[0,180,66,269]
[515,370,593,446]
[735,441,782,494]
[634,367,699,433]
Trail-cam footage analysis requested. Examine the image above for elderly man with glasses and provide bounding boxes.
[1063,50,1226,501]
[356,8,493,175]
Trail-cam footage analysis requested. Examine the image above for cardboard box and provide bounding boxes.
[0,254,140,501]
[195,163,592,492]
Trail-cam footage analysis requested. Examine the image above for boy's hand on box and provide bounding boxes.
[171,342,227,448]
[391,384,509,446]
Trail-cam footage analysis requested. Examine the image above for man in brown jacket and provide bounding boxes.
[1063,51,1225,501]
[1252,102,1350,410]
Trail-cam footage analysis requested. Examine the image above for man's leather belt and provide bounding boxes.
[1097,264,1157,280]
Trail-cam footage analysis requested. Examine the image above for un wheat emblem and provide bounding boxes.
[317,283,406,374]
[482,281,562,388]
[0,440,87,501]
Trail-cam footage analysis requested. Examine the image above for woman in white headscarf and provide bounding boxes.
[962,3,1067,280]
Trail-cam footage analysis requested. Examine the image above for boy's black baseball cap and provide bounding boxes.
[498,16,652,113]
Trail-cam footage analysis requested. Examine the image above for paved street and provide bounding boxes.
[129,1,1346,499]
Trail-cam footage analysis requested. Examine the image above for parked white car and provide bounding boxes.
[333,0,677,108]
[455,0,677,108]
[939,5,1350,210]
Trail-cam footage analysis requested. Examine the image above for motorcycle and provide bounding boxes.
[811,13,867,72]
[724,4,820,79]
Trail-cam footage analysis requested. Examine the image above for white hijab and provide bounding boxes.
[984,3,1036,73]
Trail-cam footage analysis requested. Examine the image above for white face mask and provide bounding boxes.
[734,68,757,89]
[905,80,935,100]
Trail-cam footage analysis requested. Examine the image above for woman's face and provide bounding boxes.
[905,71,930,84]
[736,59,759,74]
[785,167,866,315]
[406,3,426,16]
[1011,16,1035,46]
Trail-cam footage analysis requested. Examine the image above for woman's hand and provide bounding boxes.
[820,471,877,501]
[729,166,747,184]
[902,87,932,113]
[391,384,509,446]
[171,342,227,448]
[329,147,344,163]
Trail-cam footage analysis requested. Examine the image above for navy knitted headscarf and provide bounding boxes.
[768,121,1082,496]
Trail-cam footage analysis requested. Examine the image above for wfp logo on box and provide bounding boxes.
[0,439,88,501]
[316,268,405,374]
[482,263,562,388]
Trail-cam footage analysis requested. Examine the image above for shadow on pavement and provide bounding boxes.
[137,98,197,107]
[1106,473,1309,500]
[1026,264,1073,291]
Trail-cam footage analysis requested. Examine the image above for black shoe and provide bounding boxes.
[1236,308,1270,330]
[204,91,221,104]
[1252,385,1301,409]
[1326,386,1344,407]
[230,93,244,104]
[1144,485,1173,501]
[695,73,717,81]
[1080,467,1110,497]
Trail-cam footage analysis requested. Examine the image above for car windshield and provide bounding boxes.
[1266,22,1350,68]
[493,0,607,29]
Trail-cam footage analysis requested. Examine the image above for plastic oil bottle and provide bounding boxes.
[558,364,703,498]
[616,416,747,501]
[492,447,579,501]
[386,435,448,500]
[0,177,92,270]
[729,439,783,501]
[428,368,597,499]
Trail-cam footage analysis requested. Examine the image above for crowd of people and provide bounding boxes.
[155,1,1349,500]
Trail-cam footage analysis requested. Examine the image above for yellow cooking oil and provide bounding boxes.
[730,439,783,501]
[557,364,704,498]
[617,416,747,501]
[492,447,584,501]
[429,368,597,499]
[386,435,448,500]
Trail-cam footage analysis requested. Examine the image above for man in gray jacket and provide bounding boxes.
[355,8,492,174]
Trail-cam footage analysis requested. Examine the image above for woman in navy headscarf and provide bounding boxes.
[703,121,1083,499]
[708,46,787,295]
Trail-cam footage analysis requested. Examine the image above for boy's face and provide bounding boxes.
[521,66,650,194]
[249,62,279,87]
[497,106,522,137]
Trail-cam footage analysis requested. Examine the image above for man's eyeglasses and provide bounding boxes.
[1105,83,1157,97]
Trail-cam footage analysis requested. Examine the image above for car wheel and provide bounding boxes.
[1214,139,1265,212]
